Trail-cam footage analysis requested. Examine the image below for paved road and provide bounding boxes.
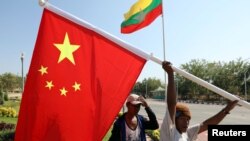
[124,99,250,141]
[142,99,250,125]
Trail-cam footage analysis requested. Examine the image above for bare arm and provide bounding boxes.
[198,100,238,133]
[162,61,176,122]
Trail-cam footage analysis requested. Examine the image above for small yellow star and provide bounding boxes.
[38,65,48,75]
[60,87,68,96]
[72,82,81,91]
[45,81,54,90]
[54,32,80,65]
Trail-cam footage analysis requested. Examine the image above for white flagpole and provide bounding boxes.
[38,0,250,110]
[161,0,167,83]
[160,0,168,102]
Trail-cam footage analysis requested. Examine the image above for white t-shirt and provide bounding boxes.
[160,107,200,141]
[125,121,141,141]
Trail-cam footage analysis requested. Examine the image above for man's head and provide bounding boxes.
[126,94,142,105]
[175,103,191,133]
[176,103,191,119]
[126,94,142,115]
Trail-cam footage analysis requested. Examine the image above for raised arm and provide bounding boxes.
[138,96,159,129]
[162,61,176,122]
[198,100,238,133]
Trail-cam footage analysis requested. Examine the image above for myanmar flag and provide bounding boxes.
[121,0,162,34]
[15,9,146,141]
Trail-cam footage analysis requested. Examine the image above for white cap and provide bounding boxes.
[126,94,142,105]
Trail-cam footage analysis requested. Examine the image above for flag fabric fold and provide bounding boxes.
[15,9,146,141]
[121,0,162,34]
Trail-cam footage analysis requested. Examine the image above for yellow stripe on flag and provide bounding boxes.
[124,0,152,20]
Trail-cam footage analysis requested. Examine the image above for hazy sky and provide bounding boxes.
[1,0,250,82]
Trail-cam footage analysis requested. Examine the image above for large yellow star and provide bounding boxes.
[54,32,80,65]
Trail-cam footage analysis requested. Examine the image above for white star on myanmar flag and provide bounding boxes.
[54,32,80,65]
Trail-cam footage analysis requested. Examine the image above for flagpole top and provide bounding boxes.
[39,0,48,7]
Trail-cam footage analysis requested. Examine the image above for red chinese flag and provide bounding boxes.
[15,9,146,141]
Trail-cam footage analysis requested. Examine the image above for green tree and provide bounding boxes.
[0,73,21,92]
[0,90,4,105]
[180,59,211,100]
[178,58,249,101]
[132,77,162,98]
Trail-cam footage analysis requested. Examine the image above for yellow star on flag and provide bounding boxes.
[45,81,54,90]
[54,32,80,65]
[72,82,81,91]
[60,87,68,96]
[38,65,48,75]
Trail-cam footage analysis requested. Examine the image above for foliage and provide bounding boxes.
[0,107,17,118]
[0,73,22,92]
[0,130,15,141]
[0,101,20,141]
[0,122,16,141]
[146,129,160,141]
[132,77,162,98]
[4,93,8,101]
[102,128,112,141]
[2,101,20,112]
[178,58,250,101]
[0,91,3,105]
[0,101,20,124]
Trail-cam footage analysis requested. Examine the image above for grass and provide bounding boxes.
[0,117,18,124]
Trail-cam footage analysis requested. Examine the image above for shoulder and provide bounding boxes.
[137,114,146,121]
[114,114,125,126]
[187,124,200,139]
